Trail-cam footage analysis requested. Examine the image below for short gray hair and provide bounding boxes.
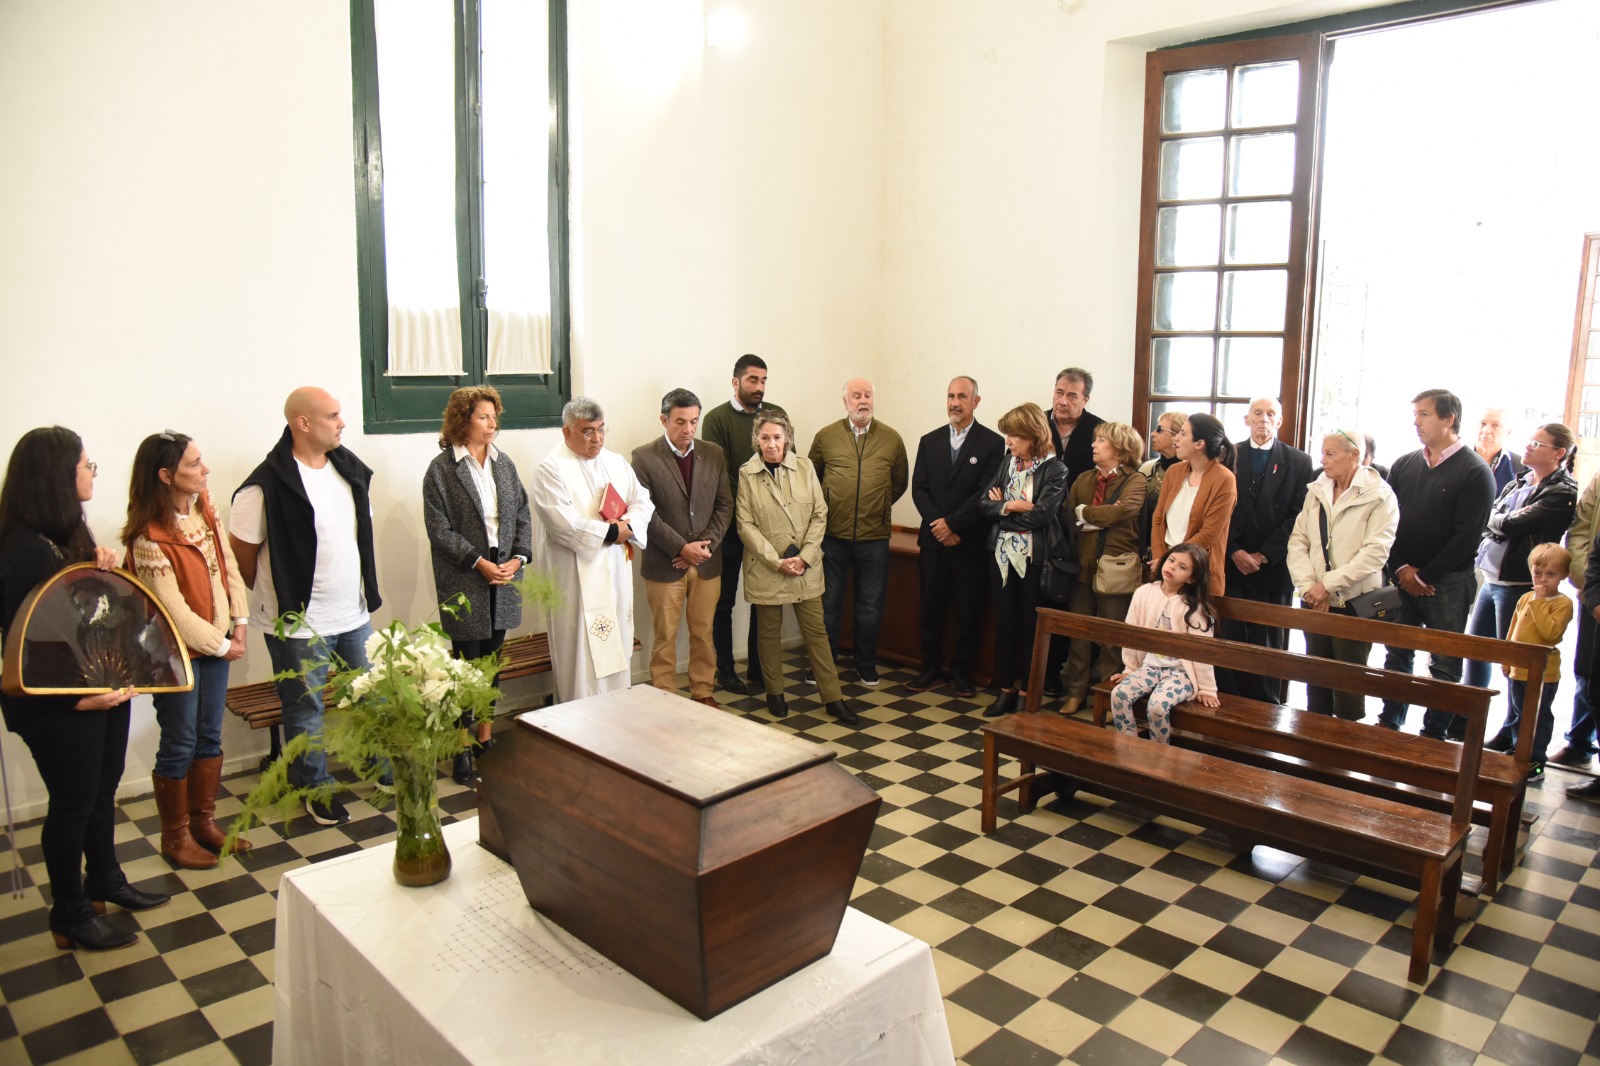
[750,411,796,455]
[952,375,980,397]
[562,397,604,426]
[1322,428,1363,455]
[660,388,701,416]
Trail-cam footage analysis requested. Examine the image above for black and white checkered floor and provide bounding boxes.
[2,654,1598,1065]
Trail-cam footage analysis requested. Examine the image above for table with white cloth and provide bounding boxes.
[273,818,954,1065]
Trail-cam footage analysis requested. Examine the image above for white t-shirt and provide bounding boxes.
[1164,477,1200,550]
[231,459,370,638]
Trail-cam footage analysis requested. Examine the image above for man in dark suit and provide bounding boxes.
[631,388,733,708]
[909,376,1005,697]
[1042,367,1105,696]
[1221,397,1314,702]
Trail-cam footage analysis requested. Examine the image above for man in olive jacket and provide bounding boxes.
[808,378,909,686]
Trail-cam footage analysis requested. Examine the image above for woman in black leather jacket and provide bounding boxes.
[978,403,1070,718]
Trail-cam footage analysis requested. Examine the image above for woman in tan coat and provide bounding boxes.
[1149,412,1237,598]
[736,412,858,725]
[1061,422,1147,714]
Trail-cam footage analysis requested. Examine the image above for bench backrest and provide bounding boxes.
[1028,607,1491,834]
[1213,595,1549,767]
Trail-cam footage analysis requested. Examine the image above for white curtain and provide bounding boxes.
[376,0,463,377]
[482,0,553,375]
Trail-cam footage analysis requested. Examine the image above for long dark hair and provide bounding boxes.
[0,426,96,563]
[121,432,193,548]
[1186,413,1237,470]
[1157,542,1217,633]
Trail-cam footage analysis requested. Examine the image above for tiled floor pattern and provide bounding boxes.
[1,655,1598,1065]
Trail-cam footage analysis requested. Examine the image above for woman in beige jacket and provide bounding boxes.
[1286,429,1400,719]
[737,412,858,725]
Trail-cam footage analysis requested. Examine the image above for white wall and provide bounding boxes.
[0,0,1383,815]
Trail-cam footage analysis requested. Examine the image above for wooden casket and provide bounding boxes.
[477,686,881,1019]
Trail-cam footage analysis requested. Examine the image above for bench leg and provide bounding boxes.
[981,736,999,834]
[1497,790,1527,888]
[258,725,283,775]
[1437,852,1466,952]
[1410,860,1443,985]
[1017,758,1037,814]
[1480,795,1513,897]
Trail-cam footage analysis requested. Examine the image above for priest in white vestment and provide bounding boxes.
[532,397,655,703]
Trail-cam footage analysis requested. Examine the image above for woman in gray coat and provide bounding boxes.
[422,386,534,783]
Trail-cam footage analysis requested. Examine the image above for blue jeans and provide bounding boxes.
[1463,581,1525,689]
[1507,677,1560,765]
[1568,609,1597,756]
[265,623,372,789]
[1378,570,1474,737]
[151,654,230,778]
[821,537,890,670]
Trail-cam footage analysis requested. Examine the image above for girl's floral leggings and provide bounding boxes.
[1109,663,1195,744]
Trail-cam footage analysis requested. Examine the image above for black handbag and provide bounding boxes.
[1318,505,1400,621]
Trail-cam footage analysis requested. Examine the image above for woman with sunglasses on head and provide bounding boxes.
[123,432,251,870]
[0,428,169,951]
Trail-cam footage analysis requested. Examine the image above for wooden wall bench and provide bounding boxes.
[983,609,1492,985]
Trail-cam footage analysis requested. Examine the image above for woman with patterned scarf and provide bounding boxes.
[977,403,1069,719]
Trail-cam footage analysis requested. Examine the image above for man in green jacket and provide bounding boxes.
[808,378,908,686]
[700,355,787,694]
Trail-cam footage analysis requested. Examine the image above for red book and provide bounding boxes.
[599,483,632,560]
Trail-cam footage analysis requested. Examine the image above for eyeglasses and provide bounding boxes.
[83,461,98,474]
[1526,440,1562,451]
[1334,429,1360,451]
[158,430,182,442]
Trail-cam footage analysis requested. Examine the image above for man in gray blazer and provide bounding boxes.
[631,388,734,706]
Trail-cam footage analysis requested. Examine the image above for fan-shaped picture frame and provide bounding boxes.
[1,564,193,696]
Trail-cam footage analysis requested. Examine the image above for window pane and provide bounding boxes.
[374,0,464,376]
[1585,356,1600,385]
[1162,69,1226,133]
[1216,401,1251,428]
[1221,270,1288,331]
[1230,61,1299,128]
[1219,336,1284,396]
[1228,132,1296,196]
[1225,201,1291,264]
[1154,272,1219,332]
[482,0,553,375]
[1159,137,1223,200]
[1156,205,1221,267]
[1152,337,1215,394]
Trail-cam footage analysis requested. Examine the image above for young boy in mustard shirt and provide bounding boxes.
[1488,542,1574,781]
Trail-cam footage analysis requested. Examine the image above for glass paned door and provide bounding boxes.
[1133,36,1322,447]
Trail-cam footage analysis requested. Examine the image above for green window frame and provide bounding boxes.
[350,0,571,434]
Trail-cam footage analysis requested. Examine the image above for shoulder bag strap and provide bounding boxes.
[1093,471,1128,558]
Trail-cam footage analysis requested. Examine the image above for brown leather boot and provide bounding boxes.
[152,773,217,870]
[187,756,249,854]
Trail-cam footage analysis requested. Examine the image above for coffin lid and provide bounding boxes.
[516,687,835,807]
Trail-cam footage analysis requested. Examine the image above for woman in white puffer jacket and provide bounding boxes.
[1286,429,1400,720]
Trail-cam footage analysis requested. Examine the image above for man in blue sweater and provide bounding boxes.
[1376,388,1496,738]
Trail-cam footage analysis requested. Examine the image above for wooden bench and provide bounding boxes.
[226,632,559,735]
[983,609,1490,985]
[1087,681,1524,896]
[1206,595,1547,892]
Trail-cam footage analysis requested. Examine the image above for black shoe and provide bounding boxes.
[452,751,475,786]
[907,668,942,692]
[1548,745,1594,768]
[85,871,170,913]
[305,796,350,827]
[50,905,137,952]
[826,700,860,725]
[856,664,880,687]
[1484,728,1516,753]
[1527,762,1545,783]
[717,670,748,695]
[1042,676,1065,700]
[952,673,976,698]
[983,691,1019,718]
[744,672,765,694]
[1567,777,1600,800]
[766,693,789,719]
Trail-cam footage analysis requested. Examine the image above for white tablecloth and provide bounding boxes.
[273,818,954,1065]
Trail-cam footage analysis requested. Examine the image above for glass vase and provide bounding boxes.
[391,754,452,887]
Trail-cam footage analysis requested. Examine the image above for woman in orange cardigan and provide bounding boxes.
[1148,413,1237,597]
